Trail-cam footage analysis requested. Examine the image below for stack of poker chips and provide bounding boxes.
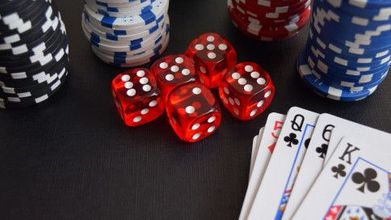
[82,0,170,67]
[227,0,311,41]
[0,0,70,109]
[297,0,391,101]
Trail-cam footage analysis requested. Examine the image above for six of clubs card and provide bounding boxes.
[242,107,391,220]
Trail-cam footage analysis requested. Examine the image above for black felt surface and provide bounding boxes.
[1,1,391,219]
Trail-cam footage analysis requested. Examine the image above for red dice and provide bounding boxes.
[150,55,198,102]
[166,83,222,143]
[218,62,275,120]
[111,33,276,142]
[112,68,165,126]
[185,33,237,89]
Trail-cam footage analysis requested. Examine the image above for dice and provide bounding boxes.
[166,82,222,142]
[185,33,237,88]
[150,55,199,102]
[112,68,165,127]
[218,62,275,120]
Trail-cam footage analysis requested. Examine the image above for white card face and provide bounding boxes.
[292,137,391,220]
[319,114,391,164]
[282,113,335,220]
[255,127,265,156]
[250,133,260,177]
[247,107,319,220]
[239,113,285,220]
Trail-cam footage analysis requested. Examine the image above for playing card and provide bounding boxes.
[282,113,335,220]
[250,127,264,177]
[239,113,285,220]
[250,134,259,176]
[292,136,391,219]
[247,107,318,220]
[254,127,265,157]
[316,114,391,165]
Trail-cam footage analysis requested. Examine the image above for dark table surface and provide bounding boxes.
[1,1,391,220]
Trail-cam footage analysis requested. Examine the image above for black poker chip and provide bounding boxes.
[0,27,68,67]
[0,70,69,109]
[0,62,69,97]
[0,0,70,109]
[0,61,70,109]
[0,4,63,58]
[0,21,66,63]
[0,55,69,88]
[0,0,48,31]
[0,34,69,76]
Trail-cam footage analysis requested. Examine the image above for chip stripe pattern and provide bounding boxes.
[297,0,391,101]
[227,0,312,41]
[0,0,70,109]
[81,0,171,67]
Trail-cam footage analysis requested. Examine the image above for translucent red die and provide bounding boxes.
[185,33,237,89]
[218,62,275,120]
[150,54,198,102]
[112,68,165,127]
[166,82,222,143]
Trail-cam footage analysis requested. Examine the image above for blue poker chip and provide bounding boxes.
[310,12,391,51]
[298,0,391,101]
[308,27,391,65]
[310,20,391,53]
[304,47,388,89]
[309,4,391,51]
[81,0,170,67]
[297,52,379,102]
[318,0,391,17]
[305,44,390,82]
[313,1,391,26]
[310,15,391,52]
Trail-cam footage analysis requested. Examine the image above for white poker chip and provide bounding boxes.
[81,0,171,67]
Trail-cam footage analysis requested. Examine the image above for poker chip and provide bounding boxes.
[227,0,311,41]
[0,0,70,109]
[297,0,391,101]
[82,0,171,67]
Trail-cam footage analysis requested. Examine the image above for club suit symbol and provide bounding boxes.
[316,144,328,159]
[284,133,299,147]
[331,164,347,179]
[352,168,380,193]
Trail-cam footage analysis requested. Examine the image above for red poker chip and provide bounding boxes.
[230,0,310,26]
[234,0,310,20]
[229,0,311,24]
[227,0,311,41]
[228,6,311,39]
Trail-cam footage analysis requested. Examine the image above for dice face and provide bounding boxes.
[150,55,198,102]
[166,83,222,143]
[185,33,237,88]
[112,68,165,127]
[218,62,275,120]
